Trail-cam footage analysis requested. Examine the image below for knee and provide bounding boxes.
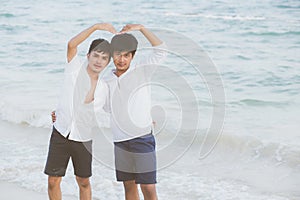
[124,180,136,189]
[48,176,61,189]
[140,184,156,196]
[123,180,138,192]
[76,176,90,189]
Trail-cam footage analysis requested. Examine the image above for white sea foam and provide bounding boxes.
[1,121,298,199]
[0,122,299,200]
[164,12,266,21]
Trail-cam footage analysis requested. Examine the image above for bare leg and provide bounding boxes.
[48,176,62,200]
[140,184,158,200]
[123,180,140,200]
[76,176,92,200]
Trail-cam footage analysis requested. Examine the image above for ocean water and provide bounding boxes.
[1,0,300,199]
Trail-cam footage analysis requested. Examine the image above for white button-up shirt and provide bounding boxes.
[94,43,167,142]
[54,55,97,142]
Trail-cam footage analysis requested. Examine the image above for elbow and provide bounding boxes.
[67,40,76,49]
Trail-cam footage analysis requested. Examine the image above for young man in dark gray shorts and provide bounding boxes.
[44,23,116,200]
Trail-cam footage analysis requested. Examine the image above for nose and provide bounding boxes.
[97,57,103,64]
[119,56,124,62]
[114,53,125,63]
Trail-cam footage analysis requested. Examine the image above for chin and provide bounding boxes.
[118,66,128,70]
[93,68,102,73]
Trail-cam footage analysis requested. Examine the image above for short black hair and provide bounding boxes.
[88,38,111,56]
[111,33,138,57]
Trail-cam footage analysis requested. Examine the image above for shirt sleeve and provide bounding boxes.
[135,42,168,75]
[94,79,110,128]
[65,55,82,74]
[137,42,167,65]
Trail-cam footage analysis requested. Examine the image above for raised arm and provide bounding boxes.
[120,24,163,47]
[67,23,116,62]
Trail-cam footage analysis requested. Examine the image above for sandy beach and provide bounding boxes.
[0,181,76,200]
[0,181,47,199]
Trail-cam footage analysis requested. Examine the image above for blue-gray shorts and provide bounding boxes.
[114,133,157,184]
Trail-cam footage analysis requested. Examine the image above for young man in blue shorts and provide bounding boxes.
[44,23,116,200]
[95,24,167,200]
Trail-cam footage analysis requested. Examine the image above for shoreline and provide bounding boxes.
[0,121,78,199]
[0,120,299,199]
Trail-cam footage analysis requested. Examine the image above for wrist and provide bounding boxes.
[94,23,105,30]
[92,24,99,31]
[139,25,146,32]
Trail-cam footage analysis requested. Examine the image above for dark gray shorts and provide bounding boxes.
[44,127,92,178]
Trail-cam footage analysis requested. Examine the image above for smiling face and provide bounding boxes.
[87,51,110,74]
[112,51,134,76]
[110,33,138,77]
